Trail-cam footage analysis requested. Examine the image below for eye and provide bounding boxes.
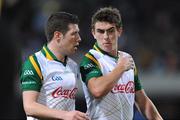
[97,29,105,34]
[71,31,78,36]
[107,28,115,33]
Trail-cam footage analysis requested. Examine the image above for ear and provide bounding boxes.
[54,31,63,42]
[117,27,123,37]
[91,29,96,39]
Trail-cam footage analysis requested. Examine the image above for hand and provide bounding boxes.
[63,110,90,120]
[117,52,135,71]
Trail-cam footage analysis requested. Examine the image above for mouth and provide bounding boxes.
[103,43,112,46]
[73,44,79,50]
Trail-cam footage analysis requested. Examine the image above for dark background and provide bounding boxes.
[1,0,180,119]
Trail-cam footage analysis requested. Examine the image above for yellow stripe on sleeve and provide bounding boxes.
[29,56,43,80]
[43,47,53,60]
[85,53,100,68]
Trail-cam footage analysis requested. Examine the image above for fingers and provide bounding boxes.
[78,112,90,120]
[118,53,135,71]
[124,56,134,71]
[76,111,90,120]
[64,111,90,120]
[129,56,135,70]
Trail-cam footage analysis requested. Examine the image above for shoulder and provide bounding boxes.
[21,54,35,71]
[80,52,99,67]
[80,52,102,83]
[20,54,42,91]
[21,53,42,80]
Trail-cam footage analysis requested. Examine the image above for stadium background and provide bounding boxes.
[1,0,180,119]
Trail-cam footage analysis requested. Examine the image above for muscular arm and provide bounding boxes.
[23,91,89,120]
[135,90,163,120]
[88,65,124,98]
[87,53,134,99]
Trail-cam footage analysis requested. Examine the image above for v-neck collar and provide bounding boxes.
[41,45,67,66]
[93,42,118,60]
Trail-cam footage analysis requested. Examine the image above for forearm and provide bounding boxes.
[23,91,66,119]
[135,90,163,120]
[88,65,124,98]
[24,101,66,119]
[139,98,163,120]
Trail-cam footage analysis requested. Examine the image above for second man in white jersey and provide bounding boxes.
[80,7,163,120]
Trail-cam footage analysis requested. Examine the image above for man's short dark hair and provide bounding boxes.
[45,12,79,42]
[91,7,122,29]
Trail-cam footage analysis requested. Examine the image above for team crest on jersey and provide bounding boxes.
[23,70,34,76]
[111,81,135,94]
[84,63,95,69]
[52,86,78,99]
[52,75,63,81]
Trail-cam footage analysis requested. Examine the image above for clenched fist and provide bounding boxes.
[117,52,135,71]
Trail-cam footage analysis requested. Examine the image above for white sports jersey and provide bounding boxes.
[82,49,135,120]
[21,46,79,120]
[36,51,78,110]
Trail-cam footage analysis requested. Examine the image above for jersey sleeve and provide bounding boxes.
[80,53,102,85]
[134,66,143,91]
[20,55,42,92]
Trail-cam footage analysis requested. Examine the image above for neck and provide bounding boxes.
[112,41,118,57]
[47,41,65,62]
[110,49,118,57]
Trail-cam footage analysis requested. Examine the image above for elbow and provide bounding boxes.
[91,88,106,99]
[23,104,34,116]
[88,79,108,99]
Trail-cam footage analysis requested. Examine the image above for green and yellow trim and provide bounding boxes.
[93,44,101,53]
[85,53,100,68]
[93,42,118,59]
[41,45,67,66]
[29,55,43,80]
[134,66,138,76]
[43,46,53,60]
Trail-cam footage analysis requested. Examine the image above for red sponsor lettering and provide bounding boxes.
[111,81,135,94]
[52,87,78,99]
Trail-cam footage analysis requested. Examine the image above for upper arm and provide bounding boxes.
[134,66,143,91]
[20,55,42,92]
[80,53,102,85]
[135,89,151,111]
[23,91,39,107]
[135,89,147,103]
[22,90,40,116]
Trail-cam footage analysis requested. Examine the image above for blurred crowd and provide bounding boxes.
[2,0,180,74]
[1,0,180,119]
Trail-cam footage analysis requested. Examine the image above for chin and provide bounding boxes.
[70,50,76,54]
[103,47,112,53]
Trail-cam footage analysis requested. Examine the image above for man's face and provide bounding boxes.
[92,22,122,53]
[60,24,81,55]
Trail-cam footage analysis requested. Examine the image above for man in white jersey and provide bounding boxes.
[20,12,89,120]
[80,7,163,120]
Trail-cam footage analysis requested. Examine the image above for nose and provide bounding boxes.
[77,33,81,42]
[103,31,109,40]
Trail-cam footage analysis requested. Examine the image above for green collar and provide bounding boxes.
[93,42,118,60]
[41,45,67,66]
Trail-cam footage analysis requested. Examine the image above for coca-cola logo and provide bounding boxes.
[111,81,135,94]
[52,87,78,99]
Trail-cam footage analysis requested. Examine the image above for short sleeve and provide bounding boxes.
[134,66,142,91]
[80,53,102,85]
[20,55,42,92]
